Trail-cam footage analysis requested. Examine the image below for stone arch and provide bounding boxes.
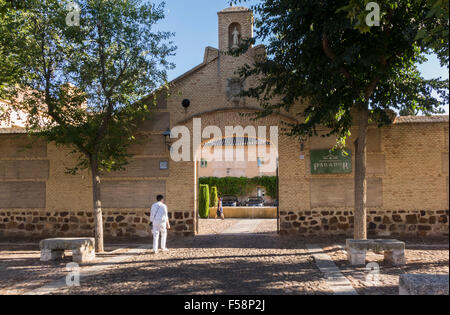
[167,108,301,235]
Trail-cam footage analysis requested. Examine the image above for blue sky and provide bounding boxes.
[156,0,449,114]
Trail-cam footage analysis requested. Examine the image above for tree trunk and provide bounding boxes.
[354,106,369,240]
[90,156,104,253]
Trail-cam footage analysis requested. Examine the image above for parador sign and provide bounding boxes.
[310,149,352,174]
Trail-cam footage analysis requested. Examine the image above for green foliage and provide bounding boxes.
[0,0,176,174]
[253,176,277,199]
[210,186,219,208]
[198,184,210,219]
[0,0,176,250]
[231,0,448,144]
[339,0,449,66]
[199,177,250,197]
[199,177,278,199]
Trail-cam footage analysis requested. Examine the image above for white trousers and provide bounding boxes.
[152,220,167,252]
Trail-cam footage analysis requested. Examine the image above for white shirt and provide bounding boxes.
[150,202,168,223]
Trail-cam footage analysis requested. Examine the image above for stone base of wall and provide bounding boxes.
[0,210,195,238]
[1,209,448,238]
[279,210,449,237]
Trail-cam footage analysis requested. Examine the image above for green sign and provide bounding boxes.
[310,149,352,174]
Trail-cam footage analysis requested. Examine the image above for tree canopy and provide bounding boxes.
[232,0,448,142]
[0,0,176,250]
[232,0,448,239]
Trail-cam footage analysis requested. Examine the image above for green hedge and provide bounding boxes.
[198,184,210,218]
[199,176,278,199]
[210,186,218,207]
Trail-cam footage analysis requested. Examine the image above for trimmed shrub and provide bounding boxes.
[210,186,219,207]
[199,176,278,199]
[198,184,210,219]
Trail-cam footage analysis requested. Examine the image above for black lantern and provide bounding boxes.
[182,99,190,112]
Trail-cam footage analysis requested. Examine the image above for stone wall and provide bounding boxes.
[280,210,449,237]
[0,210,194,238]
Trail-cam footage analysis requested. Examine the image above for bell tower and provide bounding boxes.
[218,6,254,52]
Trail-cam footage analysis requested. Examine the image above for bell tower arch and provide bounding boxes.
[218,6,254,52]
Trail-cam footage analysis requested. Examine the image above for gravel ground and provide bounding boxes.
[198,218,239,235]
[198,219,278,235]
[0,244,131,295]
[61,234,331,295]
[0,220,447,295]
[323,243,449,295]
[255,219,278,234]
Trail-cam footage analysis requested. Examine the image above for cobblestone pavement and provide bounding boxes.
[61,234,331,295]
[323,243,449,295]
[0,221,448,295]
[0,244,131,295]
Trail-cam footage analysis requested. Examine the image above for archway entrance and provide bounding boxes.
[170,108,299,237]
[194,135,280,236]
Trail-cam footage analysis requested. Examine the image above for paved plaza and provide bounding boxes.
[0,219,448,295]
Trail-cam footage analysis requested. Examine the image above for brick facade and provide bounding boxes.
[0,6,448,239]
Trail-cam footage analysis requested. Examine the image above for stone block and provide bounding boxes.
[40,249,64,261]
[346,239,405,266]
[399,274,449,295]
[347,248,366,266]
[40,237,95,263]
[384,250,406,266]
[73,246,95,263]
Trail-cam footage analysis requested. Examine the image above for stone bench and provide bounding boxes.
[399,274,449,295]
[346,239,406,266]
[40,238,95,263]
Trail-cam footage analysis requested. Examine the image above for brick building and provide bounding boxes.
[0,6,448,239]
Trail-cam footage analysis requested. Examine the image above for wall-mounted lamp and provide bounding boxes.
[163,128,173,151]
[182,99,190,113]
[300,142,305,152]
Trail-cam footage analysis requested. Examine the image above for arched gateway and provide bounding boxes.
[172,108,293,235]
[0,6,448,239]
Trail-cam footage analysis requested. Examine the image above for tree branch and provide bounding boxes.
[322,34,352,80]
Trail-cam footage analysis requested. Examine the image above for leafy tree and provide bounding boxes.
[198,184,210,219]
[0,0,175,251]
[210,186,219,207]
[340,0,449,66]
[232,0,448,239]
[399,107,420,116]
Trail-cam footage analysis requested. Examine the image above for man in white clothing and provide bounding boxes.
[150,195,170,253]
